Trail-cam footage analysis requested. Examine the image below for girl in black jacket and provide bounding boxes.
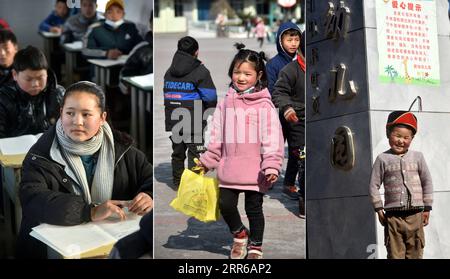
[17,81,153,258]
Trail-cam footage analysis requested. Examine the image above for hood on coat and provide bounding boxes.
[276,21,301,61]
[168,50,202,77]
[226,87,273,106]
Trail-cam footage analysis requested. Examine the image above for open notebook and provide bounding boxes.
[0,133,42,155]
[30,211,142,258]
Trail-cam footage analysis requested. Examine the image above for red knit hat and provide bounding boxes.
[386,111,418,135]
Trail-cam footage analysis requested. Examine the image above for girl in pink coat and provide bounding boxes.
[198,43,284,259]
[255,18,266,48]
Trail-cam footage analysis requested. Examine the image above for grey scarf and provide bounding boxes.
[56,119,115,204]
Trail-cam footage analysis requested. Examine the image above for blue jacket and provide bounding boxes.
[266,22,301,94]
[39,11,67,32]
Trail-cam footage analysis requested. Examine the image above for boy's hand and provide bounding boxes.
[50,26,62,34]
[266,173,278,183]
[422,211,430,226]
[283,107,299,123]
[107,49,122,60]
[376,210,386,226]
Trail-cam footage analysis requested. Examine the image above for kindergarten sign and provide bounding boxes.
[376,0,440,86]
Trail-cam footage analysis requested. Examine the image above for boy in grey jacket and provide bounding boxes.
[369,111,433,259]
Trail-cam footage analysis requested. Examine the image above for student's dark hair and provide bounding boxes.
[0,29,17,45]
[62,81,106,113]
[12,45,48,72]
[228,43,268,89]
[56,0,67,4]
[282,29,301,38]
[177,36,199,56]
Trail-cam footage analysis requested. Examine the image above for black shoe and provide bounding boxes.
[299,197,305,219]
[282,185,300,200]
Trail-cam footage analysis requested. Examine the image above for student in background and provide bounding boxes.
[39,0,69,34]
[0,46,64,138]
[272,36,306,218]
[266,22,302,200]
[119,12,153,79]
[163,36,217,188]
[60,0,101,44]
[0,30,18,86]
[0,18,11,30]
[83,0,143,59]
[17,81,153,259]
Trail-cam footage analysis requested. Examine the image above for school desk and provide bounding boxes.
[62,41,83,85]
[0,153,24,257]
[38,31,61,68]
[87,55,129,89]
[121,74,153,155]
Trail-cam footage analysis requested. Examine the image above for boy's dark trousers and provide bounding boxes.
[385,210,424,259]
[297,151,305,199]
[219,188,265,247]
[280,112,305,190]
[170,134,205,188]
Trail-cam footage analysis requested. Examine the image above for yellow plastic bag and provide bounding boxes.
[170,168,220,222]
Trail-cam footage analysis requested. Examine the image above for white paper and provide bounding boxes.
[64,41,83,51]
[129,73,154,88]
[0,133,42,155]
[40,31,61,38]
[97,212,141,239]
[88,55,129,67]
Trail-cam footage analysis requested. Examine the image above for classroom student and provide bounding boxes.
[38,0,70,34]
[0,29,18,87]
[0,46,64,138]
[119,12,152,79]
[17,81,153,259]
[82,0,143,59]
[60,0,102,44]
[0,18,11,30]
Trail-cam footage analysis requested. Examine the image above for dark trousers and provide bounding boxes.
[257,37,264,48]
[297,155,305,199]
[280,113,305,189]
[170,135,205,187]
[219,188,265,247]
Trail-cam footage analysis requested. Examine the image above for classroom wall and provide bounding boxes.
[0,0,152,50]
[0,0,54,50]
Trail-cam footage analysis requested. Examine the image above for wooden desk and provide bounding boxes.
[121,74,153,154]
[0,154,25,234]
[62,41,83,85]
[38,31,61,67]
[87,55,128,88]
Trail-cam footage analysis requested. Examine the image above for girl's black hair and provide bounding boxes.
[62,81,106,113]
[228,43,268,90]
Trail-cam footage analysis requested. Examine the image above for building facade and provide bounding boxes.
[154,0,301,33]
